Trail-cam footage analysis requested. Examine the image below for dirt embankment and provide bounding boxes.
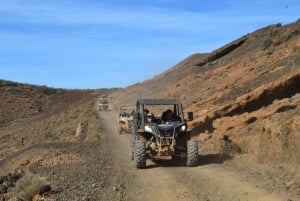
[0,85,103,200]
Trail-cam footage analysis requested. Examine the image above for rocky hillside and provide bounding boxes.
[0,81,112,163]
[0,81,93,126]
[111,19,300,169]
[0,82,113,200]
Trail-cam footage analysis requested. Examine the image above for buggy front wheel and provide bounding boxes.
[134,140,146,168]
[187,140,199,167]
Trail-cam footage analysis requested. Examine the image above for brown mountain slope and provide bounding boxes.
[111,19,300,170]
[0,81,110,163]
[0,80,91,126]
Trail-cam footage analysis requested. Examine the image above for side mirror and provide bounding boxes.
[187,112,193,121]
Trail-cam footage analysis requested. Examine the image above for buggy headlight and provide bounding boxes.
[180,125,187,131]
[145,125,153,132]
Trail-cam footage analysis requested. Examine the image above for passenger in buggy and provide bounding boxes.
[147,113,154,123]
[161,109,180,123]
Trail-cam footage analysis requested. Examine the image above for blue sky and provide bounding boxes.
[0,0,299,89]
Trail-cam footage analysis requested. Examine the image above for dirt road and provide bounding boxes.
[97,110,288,201]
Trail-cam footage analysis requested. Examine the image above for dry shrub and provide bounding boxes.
[14,172,48,201]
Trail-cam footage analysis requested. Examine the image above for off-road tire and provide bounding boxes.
[134,140,146,168]
[187,140,199,167]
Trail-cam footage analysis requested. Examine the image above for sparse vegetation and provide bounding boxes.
[14,172,49,201]
[262,38,272,50]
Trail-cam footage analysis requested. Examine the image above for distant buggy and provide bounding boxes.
[131,99,198,168]
[99,94,109,110]
[118,105,135,134]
